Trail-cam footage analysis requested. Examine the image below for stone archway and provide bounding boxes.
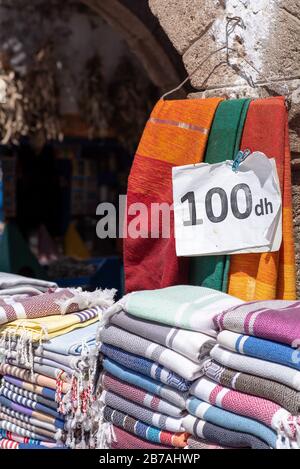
[81,0,185,93]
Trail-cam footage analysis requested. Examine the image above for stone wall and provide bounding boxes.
[149,0,300,295]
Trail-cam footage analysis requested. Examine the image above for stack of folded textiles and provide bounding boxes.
[185,301,300,450]
[0,276,115,449]
[97,285,243,449]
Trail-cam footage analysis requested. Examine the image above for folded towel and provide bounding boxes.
[111,426,173,450]
[38,322,99,356]
[214,300,300,347]
[0,272,56,294]
[101,372,184,418]
[190,377,291,434]
[0,404,63,432]
[205,360,300,415]
[103,405,188,448]
[125,97,222,292]
[111,310,215,362]
[1,380,58,410]
[120,285,243,336]
[3,375,56,401]
[102,358,187,409]
[0,287,112,326]
[0,396,64,429]
[0,386,62,419]
[101,389,184,432]
[185,397,277,448]
[218,330,300,371]
[0,308,99,343]
[0,420,56,442]
[211,345,300,391]
[0,413,57,440]
[100,325,204,381]
[184,417,270,449]
[100,343,191,391]
[0,406,61,434]
[0,364,69,393]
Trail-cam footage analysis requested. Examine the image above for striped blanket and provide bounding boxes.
[214,300,300,346]
[0,405,63,432]
[0,386,62,419]
[101,372,184,418]
[111,426,173,450]
[0,420,56,442]
[102,358,187,409]
[0,364,69,393]
[190,377,292,435]
[100,325,204,381]
[103,405,188,447]
[119,286,243,335]
[3,375,57,401]
[100,343,191,391]
[110,311,216,362]
[184,417,269,449]
[211,345,300,391]
[218,330,300,371]
[0,397,64,429]
[205,360,300,415]
[1,380,58,410]
[0,413,57,440]
[0,287,114,325]
[38,322,98,356]
[101,390,184,432]
[185,397,277,448]
[0,306,100,343]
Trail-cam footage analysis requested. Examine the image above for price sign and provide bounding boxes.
[172,152,282,257]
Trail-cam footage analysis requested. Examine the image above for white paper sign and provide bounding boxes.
[172,152,282,257]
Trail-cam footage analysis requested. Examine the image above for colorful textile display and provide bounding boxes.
[227,97,296,301]
[0,286,115,450]
[99,286,230,450]
[209,299,300,449]
[190,98,251,292]
[124,97,223,293]
[214,300,300,346]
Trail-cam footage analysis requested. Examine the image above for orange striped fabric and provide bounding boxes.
[125,97,222,293]
[228,97,296,301]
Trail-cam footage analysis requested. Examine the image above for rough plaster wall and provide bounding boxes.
[149,0,300,294]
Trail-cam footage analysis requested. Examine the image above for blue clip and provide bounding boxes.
[232,149,251,172]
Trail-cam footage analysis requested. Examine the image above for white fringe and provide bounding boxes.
[55,288,117,315]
